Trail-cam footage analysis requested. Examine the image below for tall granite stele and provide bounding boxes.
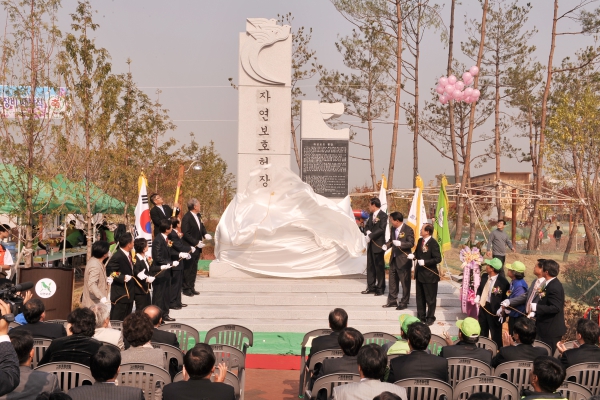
[237,18,292,191]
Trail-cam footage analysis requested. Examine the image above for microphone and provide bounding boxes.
[14,282,34,291]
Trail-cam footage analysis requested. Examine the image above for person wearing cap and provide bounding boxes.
[499,261,528,335]
[491,317,546,368]
[439,318,492,365]
[382,314,420,355]
[475,258,509,349]
[503,259,545,324]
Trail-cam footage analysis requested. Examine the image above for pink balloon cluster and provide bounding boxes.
[436,66,481,105]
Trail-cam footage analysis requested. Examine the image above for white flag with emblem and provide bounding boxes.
[406,175,428,251]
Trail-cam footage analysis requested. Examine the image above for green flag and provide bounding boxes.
[434,176,451,255]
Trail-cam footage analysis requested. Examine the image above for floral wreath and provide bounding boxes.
[459,246,483,313]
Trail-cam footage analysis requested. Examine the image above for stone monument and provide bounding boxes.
[237,18,292,191]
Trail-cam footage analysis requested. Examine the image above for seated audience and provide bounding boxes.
[467,394,500,400]
[492,317,546,368]
[68,345,143,400]
[440,317,492,365]
[521,356,567,400]
[382,314,420,355]
[558,318,600,369]
[143,305,180,348]
[1,330,60,399]
[373,393,403,400]
[309,308,348,358]
[387,322,448,383]
[38,308,102,367]
[11,299,66,339]
[120,311,167,370]
[89,303,124,350]
[162,343,234,400]
[331,344,407,400]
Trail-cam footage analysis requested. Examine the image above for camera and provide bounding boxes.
[0,281,33,322]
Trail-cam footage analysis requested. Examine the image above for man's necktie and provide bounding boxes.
[526,280,541,314]
[395,229,399,240]
[480,278,492,307]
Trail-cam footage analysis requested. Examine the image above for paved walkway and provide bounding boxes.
[245,369,299,400]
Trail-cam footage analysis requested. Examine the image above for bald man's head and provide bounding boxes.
[143,305,162,327]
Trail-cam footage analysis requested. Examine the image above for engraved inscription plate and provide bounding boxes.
[301,139,348,198]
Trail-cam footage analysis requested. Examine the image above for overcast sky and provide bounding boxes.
[50,0,595,190]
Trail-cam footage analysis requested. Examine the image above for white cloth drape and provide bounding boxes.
[215,166,367,278]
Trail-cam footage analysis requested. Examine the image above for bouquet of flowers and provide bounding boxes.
[459,246,483,316]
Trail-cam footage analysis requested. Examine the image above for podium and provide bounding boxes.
[19,267,74,320]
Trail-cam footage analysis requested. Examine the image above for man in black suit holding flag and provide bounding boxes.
[181,198,210,297]
[382,212,414,310]
[106,233,136,320]
[150,220,180,322]
[149,193,179,232]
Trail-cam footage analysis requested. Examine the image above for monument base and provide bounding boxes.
[209,258,367,280]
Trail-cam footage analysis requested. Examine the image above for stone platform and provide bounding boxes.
[170,275,465,336]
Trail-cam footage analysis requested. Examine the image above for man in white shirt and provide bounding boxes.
[504,259,546,317]
[180,198,210,297]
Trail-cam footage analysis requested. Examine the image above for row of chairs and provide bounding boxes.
[307,374,594,400]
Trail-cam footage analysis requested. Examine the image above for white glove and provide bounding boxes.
[528,312,536,318]
[382,245,387,251]
[392,240,401,247]
[501,299,510,307]
[100,297,108,304]
[124,275,132,282]
[366,235,371,243]
[196,242,206,249]
[160,264,171,270]
[146,276,155,283]
[366,230,371,236]
[179,252,191,260]
[172,260,179,267]
[496,308,503,317]
[474,295,480,304]
[137,271,147,280]
[106,276,113,285]
[204,234,212,240]
[418,259,425,266]
[189,247,196,253]
[407,253,415,260]
[531,303,537,312]
[499,317,504,324]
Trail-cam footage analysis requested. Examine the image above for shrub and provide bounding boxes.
[563,255,600,305]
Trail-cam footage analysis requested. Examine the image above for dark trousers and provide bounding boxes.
[538,334,561,357]
[182,251,200,293]
[366,247,385,293]
[416,280,438,322]
[134,292,151,311]
[479,302,503,349]
[388,260,411,306]
[110,301,133,321]
[152,277,171,316]
[170,269,183,307]
[508,315,522,335]
[493,255,506,278]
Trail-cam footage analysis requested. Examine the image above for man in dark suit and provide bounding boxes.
[382,212,414,310]
[476,258,509,349]
[143,305,180,348]
[440,318,493,365]
[106,233,136,321]
[4,330,60,399]
[149,193,179,233]
[308,308,348,362]
[362,198,388,296]
[11,298,66,339]
[558,318,600,369]
[180,198,210,297]
[163,343,235,400]
[0,300,20,397]
[387,322,448,383]
[491,317,547,368]
[503,259,546,321]
[412,224,442,325]
[529,259,566,355]
[150,220,180,322]
[68,345,143,400]
[168,218,193,309]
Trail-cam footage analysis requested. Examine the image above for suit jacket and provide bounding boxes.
[560,343,600,369]
[477,273,510,314]
[385,223,415,270]
[81,257,108,308]
[332,379,407,400]
[133,255,152,294]
[68,382,144,400]
[106,248,136,304]
[11,321,66,340]
[38,335,102,367]
[150,204,178,231]
[492,343,548,368]
[413,237,442,284]
[0,365,60,400]
[163,379,235,400]
[535,278,566,337]
[93,327,124,350]
[365,209,388,254]
[388,350,448,383]
[120,346,167,370]
[509,278,544,309]
[152,328,180,348]
[440,341,493,365]
[167,230,192,271]
[180,211,207,251]
[150,234,179,281]
[0,342,19,397]
[308,331,340,360]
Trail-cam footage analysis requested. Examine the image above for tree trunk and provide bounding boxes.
[413,5,421,185]
[290,115,301,169]
[563,212,579,262]
[387,1,403,191]
[447,0,460,244]
[528,0,558,250]
[24,0,36,269]
[368,116,377,190]
[494,40,502,220]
